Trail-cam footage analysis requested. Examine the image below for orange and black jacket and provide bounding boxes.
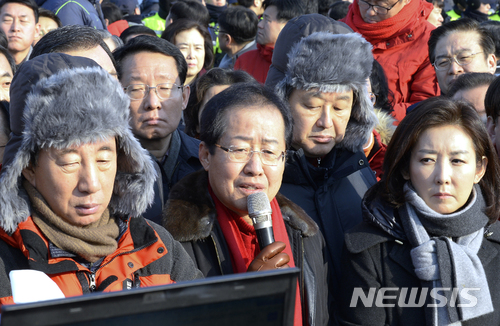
[0,215,203,307]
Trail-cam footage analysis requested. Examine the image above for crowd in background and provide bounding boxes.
[1,0,500,324]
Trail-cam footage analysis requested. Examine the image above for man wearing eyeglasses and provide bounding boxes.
[342,0,439,123]
[163,82,329,326]
[428,18,496,97]
[113,35,203,225]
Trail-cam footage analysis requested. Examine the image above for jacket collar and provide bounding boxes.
[164,169,318,242]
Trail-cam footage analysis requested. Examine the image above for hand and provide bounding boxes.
[247,241,290,272]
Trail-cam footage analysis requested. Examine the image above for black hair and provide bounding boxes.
[369,97,500,222]
[95,28,124,50]
[328,1,349,20]
[0,0,38,22]
[263,0,305,22]
[218,6,258,44]
[168,0,210,27]
[238,0,255,8]
[101,2,123,25]
[481,20,500,59]
[30,25,116,72]
[38,8,62,27]
[319,0,341,15]
[447,72,496,98]
[370,59,393,114]
[113,34,188,84]
[0,29,7,50]
[185,68,256,137]
[428,18,495,64]
[484,75,500,121]
[200,82,293,152]
[0,45,15,75]
[119,25,157,43]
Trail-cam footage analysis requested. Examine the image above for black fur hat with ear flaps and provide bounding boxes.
[275,32,378,153]
[0,53,156,234]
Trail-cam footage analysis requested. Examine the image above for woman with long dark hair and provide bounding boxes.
[338,97,500,325]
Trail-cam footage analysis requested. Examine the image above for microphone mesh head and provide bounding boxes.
[247,192,272,218]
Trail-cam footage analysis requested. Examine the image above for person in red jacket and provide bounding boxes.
[234,0,303,83]
[0,53,202,307]
[342,0,440,123]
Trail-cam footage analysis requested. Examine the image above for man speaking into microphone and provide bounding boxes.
[163,82,329,326]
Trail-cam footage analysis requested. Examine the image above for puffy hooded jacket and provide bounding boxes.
[0,53,202,308]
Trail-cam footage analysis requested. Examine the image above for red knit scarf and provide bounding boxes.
[208,184,302,326]
[257,43,274,64]
[343,0,433,45]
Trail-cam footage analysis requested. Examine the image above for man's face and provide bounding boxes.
[65,45,117,79]
[199,105,286,216]
[22,137,117,226]
[434,31,496,95]
[427,5,443,27]
[451,84,489,123]
[358,0,409,24]
[0,52,13,102]
[120,51,189,142]
[38,16,58,38]
[256,5,286,46]
[0,3,39,58]
[288,88,353,158]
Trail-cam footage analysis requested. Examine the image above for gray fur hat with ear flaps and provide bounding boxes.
[276,32,378,153]
[0,65,156,234]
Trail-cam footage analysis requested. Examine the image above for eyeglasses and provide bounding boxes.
[433,52,483,71]
[215,144,286,166]
[369,92,377,105]
[124,83,183,101]
[358,0,402,15]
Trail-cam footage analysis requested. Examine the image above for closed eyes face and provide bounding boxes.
[0,3,40,56]
[407,125,487,214]
[288,88,353,158]
[22,137,118,226]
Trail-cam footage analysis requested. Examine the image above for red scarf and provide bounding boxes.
[257,43,274,64]
[343,0,433,45]
[208,184,302,326]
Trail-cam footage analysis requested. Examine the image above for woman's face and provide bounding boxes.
[407,125,487,214]
[174,28,205,84]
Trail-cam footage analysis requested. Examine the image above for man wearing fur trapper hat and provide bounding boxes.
[0,53,202,307]
[276,31,378,317]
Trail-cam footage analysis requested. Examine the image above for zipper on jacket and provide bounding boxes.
[88,272,96,292]
[210,234,224,275]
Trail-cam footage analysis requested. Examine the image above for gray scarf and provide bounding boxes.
[399,183,493,325]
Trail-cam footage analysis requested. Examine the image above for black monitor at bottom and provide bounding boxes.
[1,268,299,326]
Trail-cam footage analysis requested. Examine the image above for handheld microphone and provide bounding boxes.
[248,192,275,249]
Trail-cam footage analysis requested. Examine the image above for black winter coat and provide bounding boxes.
[163,170,330,326]
[143,129,203,224]
[280,147,377,319]
[337,195,500,325]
